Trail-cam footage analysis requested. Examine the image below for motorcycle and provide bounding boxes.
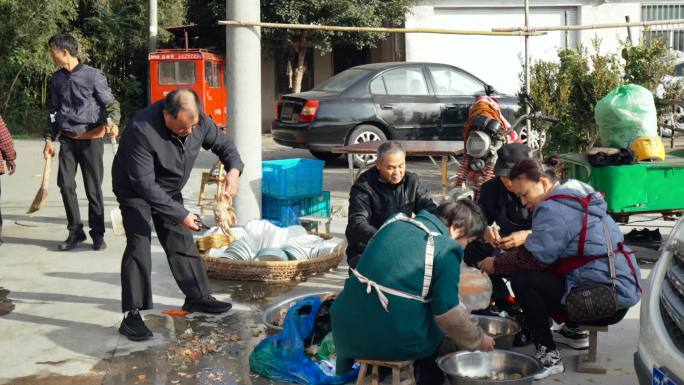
[466,94,559,171]
[450,94,559,200]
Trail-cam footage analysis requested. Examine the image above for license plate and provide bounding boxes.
[280,105,293,120]
[654,367,680,385]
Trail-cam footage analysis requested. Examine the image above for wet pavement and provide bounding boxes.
[0,136,675,385]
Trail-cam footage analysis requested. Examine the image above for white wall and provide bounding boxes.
[406,4,579,94]
[406,2,652,94]
[578,3,642,53]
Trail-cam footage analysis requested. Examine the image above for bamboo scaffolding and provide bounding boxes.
[494,18,684,33]
[219,20,545,36]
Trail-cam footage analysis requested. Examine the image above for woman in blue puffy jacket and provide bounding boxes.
[479,158,641,380]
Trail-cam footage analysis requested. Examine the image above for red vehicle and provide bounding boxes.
[149,49,227,127]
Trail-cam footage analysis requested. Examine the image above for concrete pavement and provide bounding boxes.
[0,137,670,384]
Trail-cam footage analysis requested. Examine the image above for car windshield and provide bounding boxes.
[313,68,370,92]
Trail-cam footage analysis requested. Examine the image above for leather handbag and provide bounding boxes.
[564,221,619,323]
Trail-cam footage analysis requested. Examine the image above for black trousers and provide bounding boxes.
[413,349,444,385]
[57,136,105,237]
[119,196,210,312]
[510,270,628,350]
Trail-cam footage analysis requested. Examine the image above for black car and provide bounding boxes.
[271,62,518,164]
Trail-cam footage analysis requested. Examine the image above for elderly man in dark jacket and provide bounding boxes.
[113,89,243,341]
[345,141,436,268]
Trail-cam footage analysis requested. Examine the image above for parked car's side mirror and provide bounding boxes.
[485,84,495,95]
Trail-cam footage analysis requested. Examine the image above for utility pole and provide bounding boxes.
[524,0,531,135]
[227,0,262,224]
[149,0,158,52]
[148,0,157,104]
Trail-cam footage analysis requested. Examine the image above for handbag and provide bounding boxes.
[564,221,619,323]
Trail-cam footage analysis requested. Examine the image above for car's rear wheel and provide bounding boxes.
[309,151,341,161]
[346,124,387,167]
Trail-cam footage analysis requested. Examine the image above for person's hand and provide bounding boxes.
[6,160,15,175]
[478,256,496,275]
[498,230,532,250]
[106,123,119,138]
[181,213,201,231]
[484,225,501,247]
[223,168,240,197]
[480,334,496,352]
[43,140,55,159]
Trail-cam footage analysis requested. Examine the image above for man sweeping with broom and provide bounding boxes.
[42,33,120,252]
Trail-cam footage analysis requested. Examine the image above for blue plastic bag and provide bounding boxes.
[249,297,358,385]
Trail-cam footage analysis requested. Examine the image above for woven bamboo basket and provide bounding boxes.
[201,241,345,282]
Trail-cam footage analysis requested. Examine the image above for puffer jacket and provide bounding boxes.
[525,179,641,308]
[345,167,436,268]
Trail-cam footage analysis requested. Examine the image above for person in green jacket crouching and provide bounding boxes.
[331,199,496,385]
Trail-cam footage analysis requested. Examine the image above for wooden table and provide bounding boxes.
[331,140,464,195]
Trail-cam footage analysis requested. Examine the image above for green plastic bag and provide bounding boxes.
[315,333,336,360]
[595,84,658,148]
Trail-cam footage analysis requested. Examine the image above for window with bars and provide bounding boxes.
[642,4,684,52]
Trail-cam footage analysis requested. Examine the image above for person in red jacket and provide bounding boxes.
[0,114,17,245]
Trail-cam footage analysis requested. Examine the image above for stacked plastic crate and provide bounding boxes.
[261,158,331,227]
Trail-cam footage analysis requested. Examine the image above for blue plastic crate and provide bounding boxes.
[262,158,324,198]
[262,191,331,227]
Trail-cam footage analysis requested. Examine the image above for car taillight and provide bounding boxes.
[275,96,282,118]
[299,100,319,122]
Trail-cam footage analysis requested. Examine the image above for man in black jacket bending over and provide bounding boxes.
[345,141,437,268]
[112,89,243,341]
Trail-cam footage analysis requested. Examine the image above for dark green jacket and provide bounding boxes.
[331,211,463,373]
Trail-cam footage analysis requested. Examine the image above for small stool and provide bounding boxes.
[299,215,332,236]
[355,360,416,385]
[198,162,224,206]
[576,325,609,374]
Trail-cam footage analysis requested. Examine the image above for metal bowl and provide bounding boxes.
[437,350,541,385]
[471,315,521,349]
[261,290,338,331]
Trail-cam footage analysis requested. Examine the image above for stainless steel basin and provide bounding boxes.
[437,350,541,385]
[471,315,521,349]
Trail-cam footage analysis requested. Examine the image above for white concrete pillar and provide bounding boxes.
[227,0,262,224]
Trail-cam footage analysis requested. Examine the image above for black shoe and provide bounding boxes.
[118,311,153,341]
[553,325,589,349]
[182,295,232,314]
[58,230,87,251]
[624,228,662,249]
[92,236,107,251]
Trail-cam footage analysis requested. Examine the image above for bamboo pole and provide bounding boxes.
[220,20,545,36]
[524,0,531,136]
[494,17,684,33]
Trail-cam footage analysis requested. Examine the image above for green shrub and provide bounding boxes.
[525,37,675,154]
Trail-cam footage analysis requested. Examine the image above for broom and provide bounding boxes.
[27,156,52,214]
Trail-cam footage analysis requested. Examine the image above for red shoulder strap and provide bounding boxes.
[545,194,592,258]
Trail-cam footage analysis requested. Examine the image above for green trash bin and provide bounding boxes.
[559,150,684,215]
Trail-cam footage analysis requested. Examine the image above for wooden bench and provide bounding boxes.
[576,325,609,374]
[356,360,416,385]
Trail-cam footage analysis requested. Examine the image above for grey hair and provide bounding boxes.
[163,89,201,119]
[376,141,405,162]
[435,199,486,240]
